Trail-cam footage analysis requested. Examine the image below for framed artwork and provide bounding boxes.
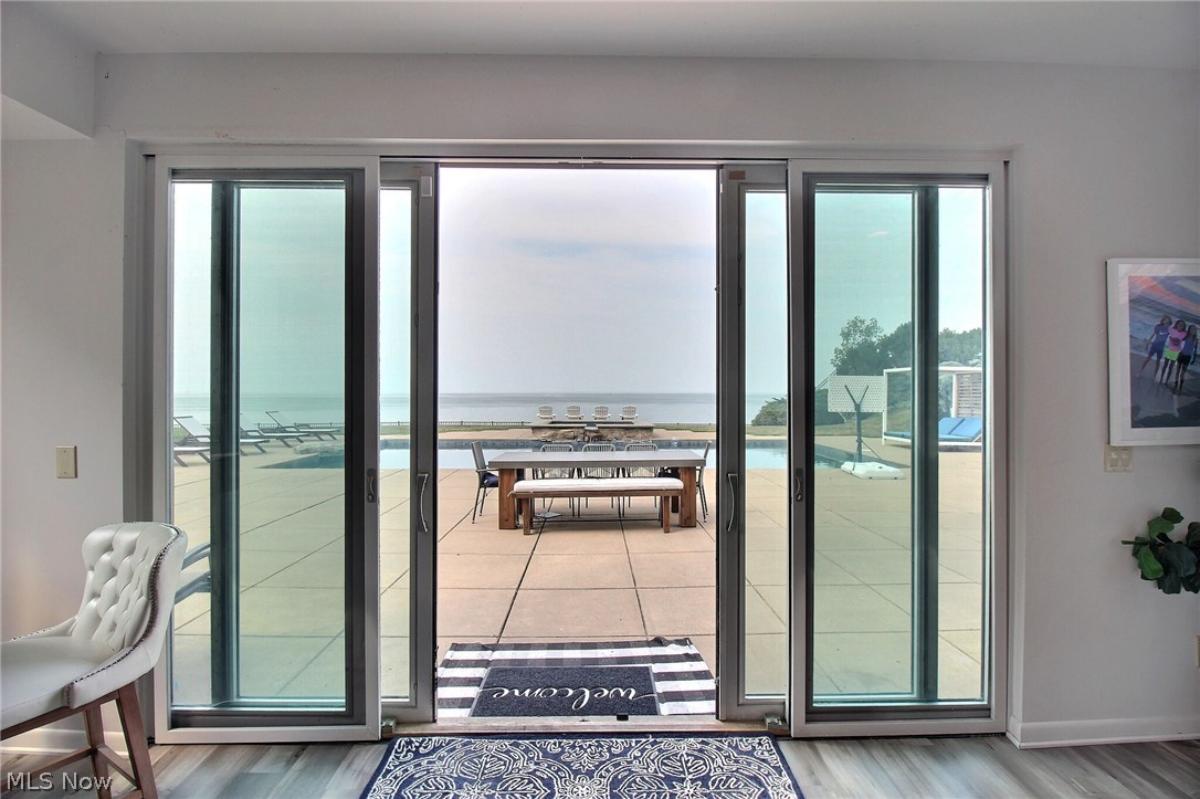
[1106,258,1200,445]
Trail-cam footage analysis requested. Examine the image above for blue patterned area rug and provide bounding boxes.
[362,735,803,799]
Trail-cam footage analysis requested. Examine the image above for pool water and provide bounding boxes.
[272,442,851,470]
[375,445,828,470]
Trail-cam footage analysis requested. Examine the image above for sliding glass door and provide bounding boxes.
[790,162,1005,732]
[717,164,791,722]
[158,161,379,738]
[379,162,438,723]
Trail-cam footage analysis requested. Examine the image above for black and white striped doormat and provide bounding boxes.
[436,638,717,718]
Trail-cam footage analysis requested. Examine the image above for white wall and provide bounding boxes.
[0,2,95,137]
[2,53,1198,746]
[1,134,127,626]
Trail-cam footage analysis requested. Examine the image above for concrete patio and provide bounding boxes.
[169,436,984,710]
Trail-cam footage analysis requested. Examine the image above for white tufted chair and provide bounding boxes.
[1,522,187,799]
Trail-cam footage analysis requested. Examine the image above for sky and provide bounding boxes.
[173,170,983,400]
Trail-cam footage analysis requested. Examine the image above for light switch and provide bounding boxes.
[1104,445,1133,473]
[55,445,77,479]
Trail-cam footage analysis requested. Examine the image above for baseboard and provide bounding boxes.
[1008,715,1200,748]
[0,727,127,756]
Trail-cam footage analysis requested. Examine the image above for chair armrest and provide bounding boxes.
[67,642,158,708]
[8,618,75,641]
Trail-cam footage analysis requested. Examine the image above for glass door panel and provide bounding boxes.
[742,189,790,698]
[811,188,916,702]
[167,169,370,727]
[379,186,413,701]
[802,174,991,715]
[935,186,987,702]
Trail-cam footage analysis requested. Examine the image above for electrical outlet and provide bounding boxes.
[55,445,77,479]
[1104,445,1133,473]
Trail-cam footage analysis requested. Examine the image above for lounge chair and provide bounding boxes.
[888,416,982,444]
[565,405,584,422]
[266,410,340,440]
[537,405,555,422]
[175,415,269,453]
[240,414,307,447]
[620,405,638,421]
[593,405,611,421]
[943,416,983,442]
[173,444,210,466]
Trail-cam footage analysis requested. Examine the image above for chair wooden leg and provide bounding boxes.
[116,683,157,799]
[662,496,671,533]
[84,704,112,799]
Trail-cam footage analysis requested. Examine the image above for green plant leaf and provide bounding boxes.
[1161,507,1185,524]
[1186,522,1200,548]
[1147,517,1175,537]
[1137,546,1165,580]
[1162,542,1198,578]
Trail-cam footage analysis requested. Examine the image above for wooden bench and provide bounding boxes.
[510,477,685,534]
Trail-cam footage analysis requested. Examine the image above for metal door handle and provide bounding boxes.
[793,467,805,503]
[366,468,377,504]
[725,473,739,534]
[416,472,430,535]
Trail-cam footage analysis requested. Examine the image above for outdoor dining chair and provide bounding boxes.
[580,442,618,511]
[536,405,555,422]
[593,405,611,421]
[620,405,638,421]
[623,441,658,511]
[565,405,584,421]
[538,442,577,514]
[470,442,499,523]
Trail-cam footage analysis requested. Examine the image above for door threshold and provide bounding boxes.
[387,716,767,737]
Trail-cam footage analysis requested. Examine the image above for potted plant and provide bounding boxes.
[1121,507,1200,594]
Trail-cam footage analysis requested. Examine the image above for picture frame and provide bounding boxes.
[1106,258,1200,446]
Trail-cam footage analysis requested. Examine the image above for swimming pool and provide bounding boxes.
[273,441,848,470]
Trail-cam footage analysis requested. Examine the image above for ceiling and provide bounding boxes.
[18,1,1200,70]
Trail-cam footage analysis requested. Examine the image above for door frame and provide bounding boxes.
[786,158,1009,737]
[146,154,382,744]
[130,145,1009,741]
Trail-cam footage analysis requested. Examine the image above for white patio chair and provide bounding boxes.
[593,405,611,421]
[1,522,188,799]
[536,405,555,422]
[620,405,638,421]
[565,405,584,422]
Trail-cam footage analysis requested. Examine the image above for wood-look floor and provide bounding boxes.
[3,735,1197,798]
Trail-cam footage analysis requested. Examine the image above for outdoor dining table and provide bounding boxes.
[488,449,706,529]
